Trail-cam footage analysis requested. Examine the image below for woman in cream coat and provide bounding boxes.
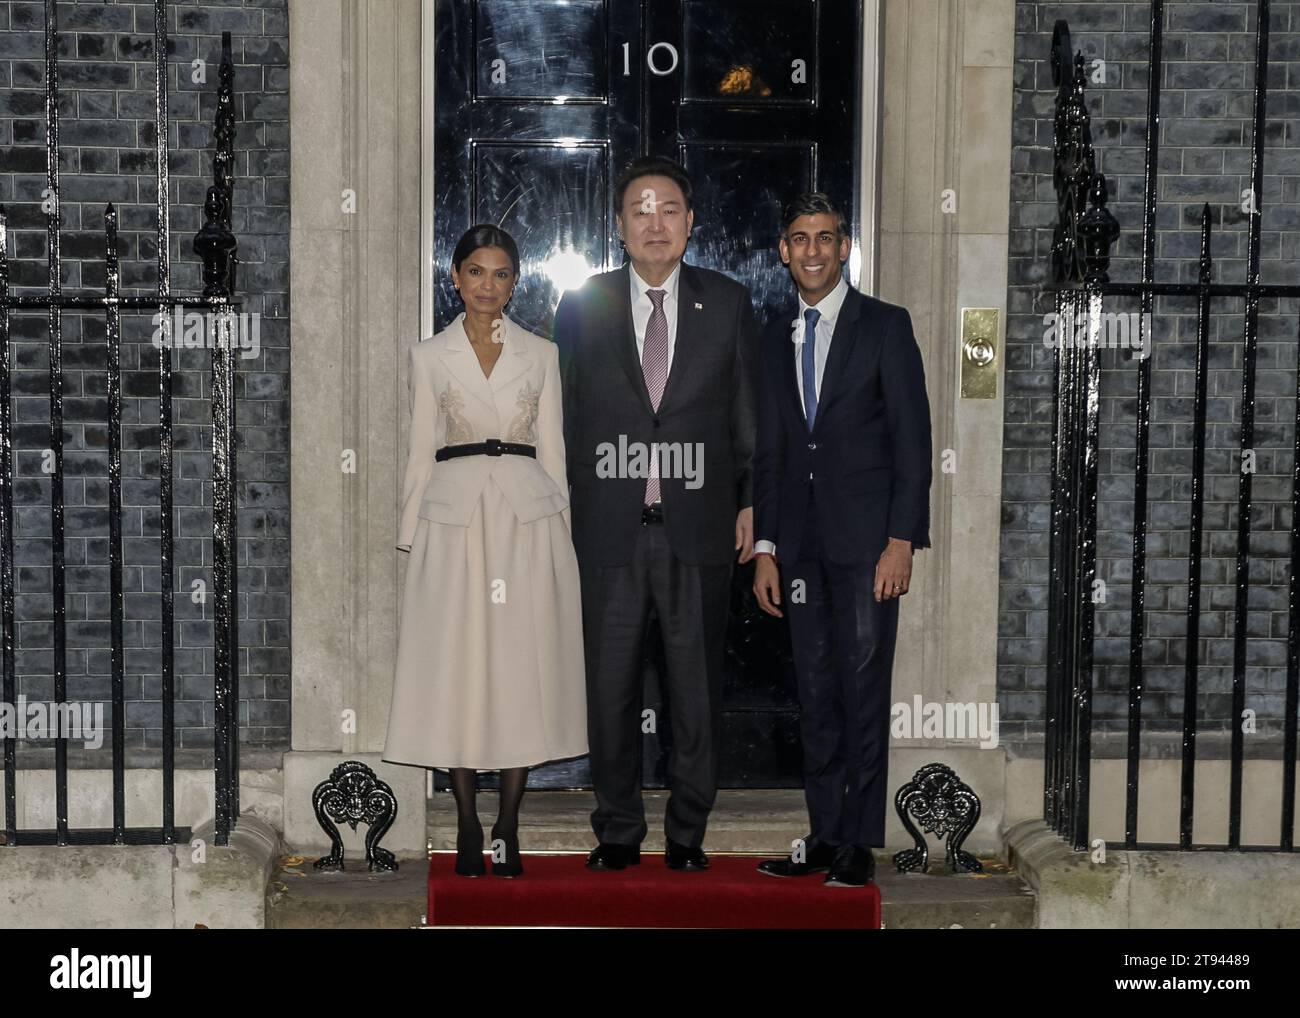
[385,225,586,878]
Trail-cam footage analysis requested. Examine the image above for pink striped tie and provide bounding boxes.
[642,289,668,504]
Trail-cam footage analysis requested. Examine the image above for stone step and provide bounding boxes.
[426,789,809,854]
[266,851,1035,929]
[265,789,1037,928]
[267,854,429,930]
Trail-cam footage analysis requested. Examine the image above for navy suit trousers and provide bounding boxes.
[784,483,899,848]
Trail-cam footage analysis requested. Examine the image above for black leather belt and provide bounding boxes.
[641,503,664,525]
[436,439,536,461]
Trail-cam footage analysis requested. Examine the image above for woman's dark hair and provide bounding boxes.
[451,224,521,278]
[614,155,693,213]
[780,192,848,237]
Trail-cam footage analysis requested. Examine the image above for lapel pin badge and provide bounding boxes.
[694,302,703,310]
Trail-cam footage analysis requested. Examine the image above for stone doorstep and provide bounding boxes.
[264,787,1036,929]
[265,851,1035,930]
[433,789,1036,928]
[267,855,430,930]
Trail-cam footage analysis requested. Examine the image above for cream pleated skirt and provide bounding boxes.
[384,475,588,770]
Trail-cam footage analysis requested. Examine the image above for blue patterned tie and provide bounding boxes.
[801,307,820,431]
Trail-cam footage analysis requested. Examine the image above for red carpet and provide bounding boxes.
[427,853,881,928]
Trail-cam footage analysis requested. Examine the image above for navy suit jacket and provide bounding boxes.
[753,285,933,565]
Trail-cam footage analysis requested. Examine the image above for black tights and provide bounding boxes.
[449,766,528,838]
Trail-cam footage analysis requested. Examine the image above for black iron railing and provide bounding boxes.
[0,2,242,847]
[1044,0,1300,852]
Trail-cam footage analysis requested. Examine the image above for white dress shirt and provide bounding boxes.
[755,275,850,560]
[630,260,681,376]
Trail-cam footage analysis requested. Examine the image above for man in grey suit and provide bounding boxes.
[553,155,759,871]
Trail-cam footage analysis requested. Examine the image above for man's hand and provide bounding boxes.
[753,554,782,617]
[735,506,754,563]
[874,537,913,602]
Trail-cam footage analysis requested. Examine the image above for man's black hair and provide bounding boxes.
[614,155,693,214]
[780,192,848,236]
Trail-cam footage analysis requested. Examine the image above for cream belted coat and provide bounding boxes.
[384,313,588,770]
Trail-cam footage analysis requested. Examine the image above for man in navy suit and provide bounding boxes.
[752,193,932,886]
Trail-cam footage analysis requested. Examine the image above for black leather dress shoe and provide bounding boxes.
[825,844,875,887]
[757,836,837,877]
[665,837,709,870]
[586,842,641,870]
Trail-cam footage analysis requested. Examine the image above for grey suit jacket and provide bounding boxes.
[553,261,759,567]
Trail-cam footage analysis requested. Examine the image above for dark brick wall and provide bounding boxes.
[1002,0,1300,751]
[0,0,289,761]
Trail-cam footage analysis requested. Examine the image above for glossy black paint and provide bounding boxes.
[433,0,863,789]
[892,763,983,874]
[0,4,236,848]
[1046,4,1300,853]
[312,761,400,873]
[1127,0,1163,854]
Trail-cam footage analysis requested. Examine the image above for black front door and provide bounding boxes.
[433,0,863,788]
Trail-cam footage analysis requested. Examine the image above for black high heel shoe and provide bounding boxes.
[489,824,523,878]
[454,821,486,877]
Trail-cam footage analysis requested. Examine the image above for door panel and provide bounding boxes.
[474,0,609,102]
[434,0,637,338]
[472,141,610,334]
[679,0,820,107]
[681,143,814,324]
[433,0,862,790]
[655,0,861,325]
